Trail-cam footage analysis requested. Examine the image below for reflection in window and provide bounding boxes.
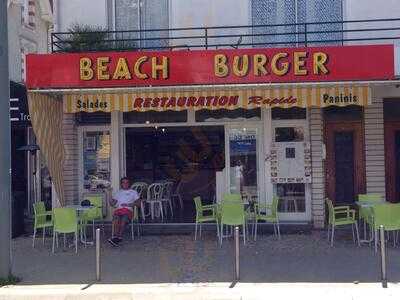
[275,127,304,142]
[276,183,305,213]
[82,131,111,191]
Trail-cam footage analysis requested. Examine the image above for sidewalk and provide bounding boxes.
[1,230,399,299]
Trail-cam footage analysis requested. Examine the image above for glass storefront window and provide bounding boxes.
[82,131,111,191]
[276,183,306,213]
[196,108,261,122]
[275,127,305,142]
[123,111,187,124]
[229,128,259,198]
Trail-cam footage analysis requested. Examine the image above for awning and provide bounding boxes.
[62,84,371,113]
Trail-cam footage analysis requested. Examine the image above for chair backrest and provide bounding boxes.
[147,183,164,201]
[131,182,148,199]
[84,195,103,208]
[82,194,104,219]
[358,193,382,202]
[325,198,334,223]
[256,196,279,217]
[220,201,245,226]
[222,193,242,203]
[33,202,47,225]
[193,196,202,214]
[53,208,78,233]
[373,203,400,230]
[162,181,174,199]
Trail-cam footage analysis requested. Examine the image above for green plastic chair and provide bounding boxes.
[372,203,400,252]
[326,198,360,247]
[219,201,246,245]
[193,196,219,240]
[52,207,79,253]
[253,196,280,241]
[357,193,382,242]
[32,202,53,248]
[80,195,104,237]
[222,193,242,203]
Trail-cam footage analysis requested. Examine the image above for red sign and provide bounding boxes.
[27,45,394,89]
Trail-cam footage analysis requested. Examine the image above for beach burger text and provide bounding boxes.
[79,50,329,81]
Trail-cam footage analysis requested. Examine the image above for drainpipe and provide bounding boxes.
[0,0,12,278]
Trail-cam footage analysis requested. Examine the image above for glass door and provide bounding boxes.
[226,125,263,203]
[271,120,311,221]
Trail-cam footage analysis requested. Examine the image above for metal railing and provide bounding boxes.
[51,18,400,53]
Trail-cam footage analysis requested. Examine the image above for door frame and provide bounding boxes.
[324,120,366,204]
[384,121,400,202]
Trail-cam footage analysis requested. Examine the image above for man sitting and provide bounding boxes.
[108,177,139,247]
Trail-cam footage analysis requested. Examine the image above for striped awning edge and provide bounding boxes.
[63,84,371,113]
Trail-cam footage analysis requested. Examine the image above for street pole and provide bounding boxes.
[0,0,12,278]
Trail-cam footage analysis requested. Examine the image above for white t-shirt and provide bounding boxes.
[113,189,139,211]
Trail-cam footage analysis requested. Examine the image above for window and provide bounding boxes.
[276,183,306,213]
[195,108,261,122]
[22,0,36,29]
[123,111,187,124]
[82,131,111,191]
[76,112,111,125]
[275,127,304,142]
[272,107,306,120]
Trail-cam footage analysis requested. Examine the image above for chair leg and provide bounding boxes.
[254,220,258,241]
[52,231,56,254]
[194,221,198,240]
[330,225,335,247]
[199,223,202,237]
[42,227,46,245]
[277,221,281,240]
[374,229,378,253]
[327,224,330,241]
[169,200,173,217]
[352,224,356,244]
[32,227,36,248]
[355,223,360,247]
[75,231,78,254]
[132,221,135,241]
[243,223,246,245]
[216,220,219,239]
[219,223,223,246]
[56,232,59,248]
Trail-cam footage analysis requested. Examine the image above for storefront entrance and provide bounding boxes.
[125,126,225,222]
[325,120,366,205]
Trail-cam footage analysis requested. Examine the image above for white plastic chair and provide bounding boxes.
[131,182,148,221]
[146,183,165,221]
[161,181,174,217]
[172,181,184,210]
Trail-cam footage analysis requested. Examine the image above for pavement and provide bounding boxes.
[1,229,400,299]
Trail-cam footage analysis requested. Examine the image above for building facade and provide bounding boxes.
[28,0,400,229]
[7,0,53,236]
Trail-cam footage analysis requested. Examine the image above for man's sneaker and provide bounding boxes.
[115,237,123,243]
[107,238,118,247]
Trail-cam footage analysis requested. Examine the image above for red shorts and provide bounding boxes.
[113,208,133,221]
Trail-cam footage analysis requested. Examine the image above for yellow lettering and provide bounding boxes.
[271,53,289,76]
[294,52,308,75]
[80,57,93,80]
[313,52,329,74]
[112,58,132,80]
[232,55,249,77]
[214,54,229,77]
[253,54,268,76]
[97,57,110,80]
[134,56,148,79]
[151,56,168,79]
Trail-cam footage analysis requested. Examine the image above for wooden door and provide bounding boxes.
[384,122,400,203]
[325,121,366,205]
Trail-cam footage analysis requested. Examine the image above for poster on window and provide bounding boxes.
[270,142,311,183]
